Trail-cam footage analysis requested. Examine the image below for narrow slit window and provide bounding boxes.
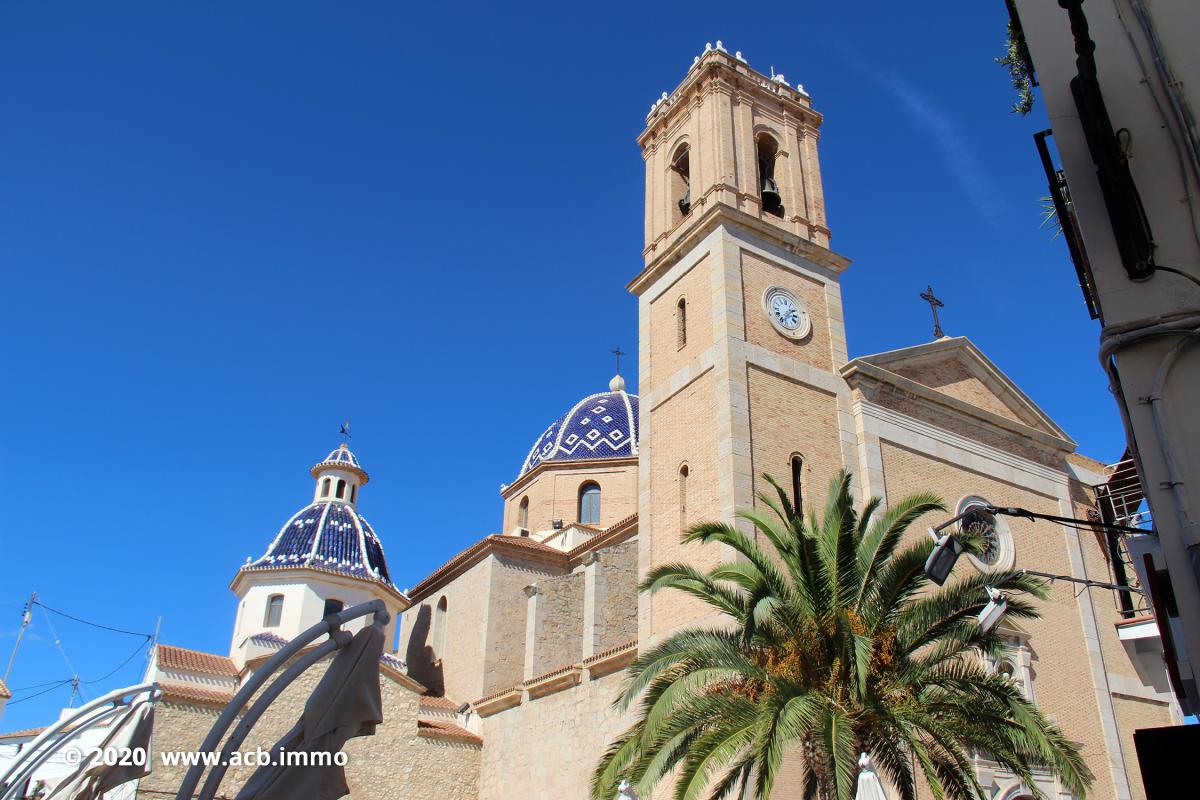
[676,297,687,349]
[518,497,529,529]
[679,464,689,532]
[790,455,804,518]
[321,478,331,498]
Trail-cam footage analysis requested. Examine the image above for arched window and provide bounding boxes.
[433,596,449,658]
[676,297,687,349]
[350,484,357,503]
[679,464,689,532]
[518,497,529,529]
[264,594,284,627]
[790,455,804,518]
[670,143,691,221]
[336,479,347,499]
[323,598,344,618]
[321,478,331,498]
[756,133,783,217]
[579,482,601,525]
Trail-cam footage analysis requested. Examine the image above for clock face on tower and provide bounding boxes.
[762,286,812,339]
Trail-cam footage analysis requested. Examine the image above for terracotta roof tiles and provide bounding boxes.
[158,680,237,707]
[0,726,46,740]
[417,719,482,746]
[156,644,238,677]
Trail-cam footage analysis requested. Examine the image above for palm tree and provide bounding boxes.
[592,471,1091,800]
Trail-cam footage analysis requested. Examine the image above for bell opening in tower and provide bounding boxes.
[670,143,691,221]
[756,133,784,218]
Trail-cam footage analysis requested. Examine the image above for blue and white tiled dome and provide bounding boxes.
[242,501,394,587]
[310,443,368,483]
[519,377,639,478]
[242,444,391,587]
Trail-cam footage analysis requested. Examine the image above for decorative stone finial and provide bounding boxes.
[715,40,726,52]
[735,50,746,63]
[609,374,626,392]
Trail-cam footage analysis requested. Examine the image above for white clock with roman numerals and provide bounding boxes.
[762,286,812,340]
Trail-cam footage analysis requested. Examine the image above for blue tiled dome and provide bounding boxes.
[519,385,639,478]
[241,501,394,588]
[310,443,368,483]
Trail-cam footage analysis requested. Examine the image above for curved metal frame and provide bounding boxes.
[0,682,160,800]
[174,599,390,800]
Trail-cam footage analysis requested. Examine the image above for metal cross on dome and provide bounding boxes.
[612,346,626,374]
[919,284,946,340]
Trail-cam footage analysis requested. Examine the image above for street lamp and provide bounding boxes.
[978,586,1009,633]
[923,509,979,585]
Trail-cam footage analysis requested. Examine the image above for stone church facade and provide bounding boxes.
[5,44,1175,800]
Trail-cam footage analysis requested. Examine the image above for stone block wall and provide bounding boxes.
[140,658,479,800]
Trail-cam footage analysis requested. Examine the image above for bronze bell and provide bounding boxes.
[678,187,691,216]
[761,176,783,215]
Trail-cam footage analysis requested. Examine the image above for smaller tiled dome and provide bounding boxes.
[311,443,368,484]
[242,501,394,587]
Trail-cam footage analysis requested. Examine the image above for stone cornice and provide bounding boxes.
[229,564,411,608]
[406,515,639,604]
[638,51,819,148]
[630,203,850,296]
[841,360,1076,454]
[500,456,638,499]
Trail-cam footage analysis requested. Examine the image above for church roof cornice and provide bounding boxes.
[638,49,820,147]
[631,202,849,295]
[501,456,638,498]
[841,337,1076,453]
[230,563,411,607]
[406,514,638,603]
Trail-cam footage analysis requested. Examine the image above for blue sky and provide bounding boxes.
[0,1,1120,729]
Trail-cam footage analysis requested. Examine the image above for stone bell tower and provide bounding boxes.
[632,44,857,643]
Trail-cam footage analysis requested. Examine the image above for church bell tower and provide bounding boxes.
[632,44,856,643]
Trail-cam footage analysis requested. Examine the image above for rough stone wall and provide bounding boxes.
[483,554,561,696]
[880,442,1121,800]
[740,249,833,372]
[502,461,638,534]
[649,253,713,383]
[746,364,844,518]
[596,539,639,651]
[890,357,1024,424]
[477,670,632,800]
[531,571,584,676]
[141,664,479,800]
[648,369,721,639]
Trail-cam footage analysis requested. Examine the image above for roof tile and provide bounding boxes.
[156,644,238,677]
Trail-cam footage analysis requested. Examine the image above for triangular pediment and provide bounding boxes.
[842,337,1074,447]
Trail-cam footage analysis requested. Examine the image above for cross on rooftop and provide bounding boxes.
[612,346,626,374]
[919,285,946,340]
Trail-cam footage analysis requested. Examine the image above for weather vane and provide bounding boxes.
[612,346,626,374]
[919,284,946,340]
[339,420,352,442]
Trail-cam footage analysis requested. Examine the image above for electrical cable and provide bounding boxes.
[37,604,85,703]
[5,679,74,707]
[81,637,151,685]
[34,601,151,638]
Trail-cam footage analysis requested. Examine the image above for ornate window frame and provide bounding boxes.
[956,494,1015,572]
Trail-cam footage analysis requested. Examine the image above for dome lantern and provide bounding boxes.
[310,443,368,506]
